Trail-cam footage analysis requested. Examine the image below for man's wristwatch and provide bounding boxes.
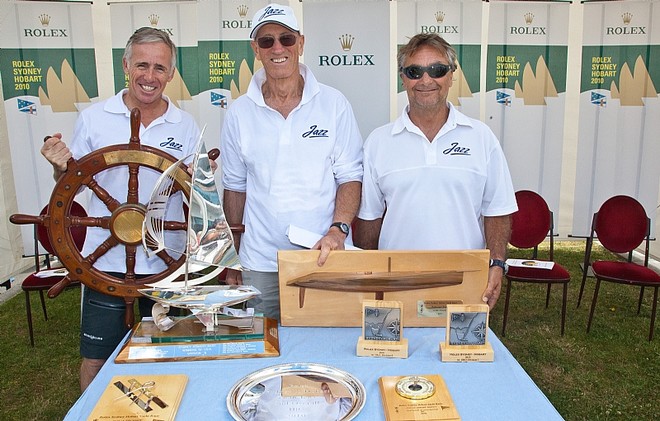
[489,258,509,274]
[330,222,350,237]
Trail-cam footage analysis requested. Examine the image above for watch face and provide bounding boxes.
[332,222,349,235]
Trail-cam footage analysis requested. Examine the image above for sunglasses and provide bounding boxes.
[400,63,453,80]
[256,33,298,49]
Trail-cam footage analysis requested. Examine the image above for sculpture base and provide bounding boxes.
[439,341,494,362]
[115,316,279,363]
[357,337,408,359]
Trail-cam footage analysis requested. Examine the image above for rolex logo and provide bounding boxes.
[237,5,248,18]
[339,34,354,51]
[622,12,632,25]
[39,14,50,27]
[435,11,445,23]
[148,14,159,27]
[524,12,534,25]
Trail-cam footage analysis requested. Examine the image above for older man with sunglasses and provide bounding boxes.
[220,3,363,320]
[354,33,517,309]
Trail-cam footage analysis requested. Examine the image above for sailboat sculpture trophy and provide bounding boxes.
[115,135,279,363]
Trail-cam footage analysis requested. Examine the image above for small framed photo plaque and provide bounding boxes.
[440,304,493,362]
[357,300,408,358]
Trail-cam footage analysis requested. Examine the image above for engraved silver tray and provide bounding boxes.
[226,362,366,420]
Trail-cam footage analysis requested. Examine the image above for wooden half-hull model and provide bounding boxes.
[278,249,490,328]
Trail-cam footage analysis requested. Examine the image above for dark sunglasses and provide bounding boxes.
[256,33,298,49]
[400,63,453,80]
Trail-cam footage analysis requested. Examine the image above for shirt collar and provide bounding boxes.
[104,89,182,124]
[247,63,320,107]
[391,102,473,137]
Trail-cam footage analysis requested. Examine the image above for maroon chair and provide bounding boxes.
[502,190,571,336]
[579,195,659,341]
[22,201,86,346]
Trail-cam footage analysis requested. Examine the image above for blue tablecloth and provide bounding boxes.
[64,326,564,420]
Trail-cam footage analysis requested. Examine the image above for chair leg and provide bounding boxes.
[24,291,35,347]
[649,287,658,341]
[561,282,568,336]
[38,290,49,321]
[545,283,552,308]
[577,262,590,308]
[637,286,645,315]
[502,278,513,337]
[587,279,601,333]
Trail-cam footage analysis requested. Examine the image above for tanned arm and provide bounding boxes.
[482,214,512,309]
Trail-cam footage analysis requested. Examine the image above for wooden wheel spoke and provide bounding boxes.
[124,244,137,282]
[127,163,140,205]
[155,249,178,267]
[69,215,111,230]
[163,220,188,231]
[86,178,121,213]
[83,235,119,266]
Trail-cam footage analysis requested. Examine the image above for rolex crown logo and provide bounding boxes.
[524,12,534,25]
[622,12,632,25]
[39,14,50,27]
[237,5,248,18]
[339,34,354,51]
[148,14,159,27]
[435,11,445,23]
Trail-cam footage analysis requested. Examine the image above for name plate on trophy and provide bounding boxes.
[115,316,279,363]
[357,300,408,358]
[379,375,460,421]
[439,304,493,362]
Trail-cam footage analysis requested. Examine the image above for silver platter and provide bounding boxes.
[226,362,366,420]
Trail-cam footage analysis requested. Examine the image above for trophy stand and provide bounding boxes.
[440,304,493,362]
[357,300,408,358]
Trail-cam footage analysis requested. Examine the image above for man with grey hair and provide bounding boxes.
[41,27,200,390]
[354,33,517,309]
[221,3,363,320]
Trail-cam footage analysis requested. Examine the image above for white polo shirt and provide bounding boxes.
[358,103,517,250]
[70,89,199,274]
[221,64,363,271]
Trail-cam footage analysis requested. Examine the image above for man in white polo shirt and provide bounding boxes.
[221,3,363,320]
[41,27,199,391]
[354,34,517,309]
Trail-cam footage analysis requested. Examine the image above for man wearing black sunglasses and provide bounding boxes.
[220,3,363,320]
[354,33,517,310]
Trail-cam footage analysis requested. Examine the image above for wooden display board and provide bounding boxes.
[278,250,489,327]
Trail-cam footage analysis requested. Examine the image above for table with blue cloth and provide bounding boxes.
[64,326,563,420]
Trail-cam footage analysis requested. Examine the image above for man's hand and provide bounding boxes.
[312,230,346,266]
[482,266,504,309]
[224,268,243,285]
[41,133,71,176]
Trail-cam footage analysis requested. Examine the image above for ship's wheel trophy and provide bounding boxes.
[357,299,408,358]
[440,304,493,362]
[10,109,278,363]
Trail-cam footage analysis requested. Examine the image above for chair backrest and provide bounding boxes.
[594,195,648,254]
[36,201,87,255]
[510,190,551,249]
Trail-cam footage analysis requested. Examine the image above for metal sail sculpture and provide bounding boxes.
[139,132,259,332]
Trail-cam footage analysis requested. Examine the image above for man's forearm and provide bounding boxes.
[332,181,361,224]
[223,189,246,251]
[353,218,382,250]
[484,215,511,259]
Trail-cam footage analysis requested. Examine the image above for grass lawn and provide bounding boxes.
[0,241,658,420]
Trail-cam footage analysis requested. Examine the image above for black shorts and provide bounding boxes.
[80,274,154,359]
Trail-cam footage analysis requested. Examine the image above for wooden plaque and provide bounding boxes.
[278,250,489,327]
[439,304,494,362]
[379,375,460,421]
[357,300,408,358]
[88,374,187,421]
